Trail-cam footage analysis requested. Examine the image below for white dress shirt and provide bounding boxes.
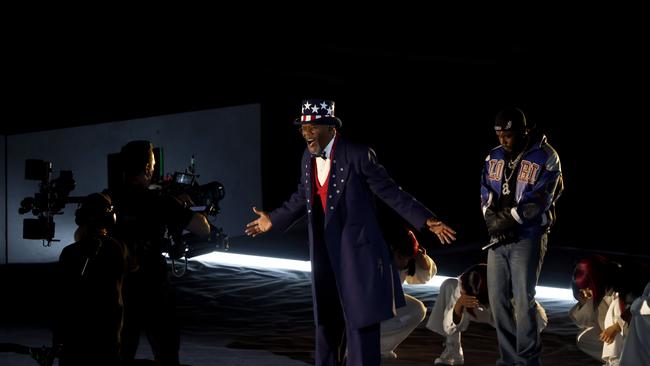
[316,134,336,186]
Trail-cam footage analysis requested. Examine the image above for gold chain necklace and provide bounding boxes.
[502,150,525,195]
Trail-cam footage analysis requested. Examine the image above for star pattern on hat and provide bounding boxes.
[298,100,339,125]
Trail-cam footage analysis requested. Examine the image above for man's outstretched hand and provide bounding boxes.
[245,206,273,237]
[426,218,456,245]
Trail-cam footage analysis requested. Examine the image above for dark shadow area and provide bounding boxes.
[4,33,644,261]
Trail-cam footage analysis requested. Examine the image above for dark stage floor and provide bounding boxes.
[2,232,639,366]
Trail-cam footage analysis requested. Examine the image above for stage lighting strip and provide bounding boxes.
[193,252,575,301]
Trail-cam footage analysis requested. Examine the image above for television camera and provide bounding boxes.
[156,155,225,218]
[153,155,230,270]
[18,151,229,266]
[18,159,83,246]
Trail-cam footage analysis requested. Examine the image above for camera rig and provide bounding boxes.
[18,159,84,246]
[153,155,230,274]
[18,151,230,270]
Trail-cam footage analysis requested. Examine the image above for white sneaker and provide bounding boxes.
[434,345,464,365]
[381,350,398,359]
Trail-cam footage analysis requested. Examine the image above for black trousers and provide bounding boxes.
[121,258,180,366]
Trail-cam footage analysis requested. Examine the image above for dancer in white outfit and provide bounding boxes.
[569,255,650,366]
[426,264,547,365]
[380,230,436,359]
[568,255,618,361]
[601,292,627,366]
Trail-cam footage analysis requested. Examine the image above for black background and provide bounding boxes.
[3,21,645,257]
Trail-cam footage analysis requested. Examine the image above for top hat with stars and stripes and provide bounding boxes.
[294,99,342,128]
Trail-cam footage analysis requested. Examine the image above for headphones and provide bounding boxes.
[75,192,116,228]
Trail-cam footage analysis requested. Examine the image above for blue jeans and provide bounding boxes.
[487,234,547,366]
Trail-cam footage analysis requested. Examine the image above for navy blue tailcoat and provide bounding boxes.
[269,137,436,329]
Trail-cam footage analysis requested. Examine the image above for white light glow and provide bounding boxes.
[534,285,574,301]
[423,275,453,287]
[193,253,574,301]
[192,252,311,272]
[417,276,573,301]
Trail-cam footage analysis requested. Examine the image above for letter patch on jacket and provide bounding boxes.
[488,159,504,181]
[518,160,540,184]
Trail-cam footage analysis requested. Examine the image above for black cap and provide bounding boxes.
[494,107,527,132]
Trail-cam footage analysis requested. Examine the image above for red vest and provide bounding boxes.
[314,162,330,212]
[312,136,338,213]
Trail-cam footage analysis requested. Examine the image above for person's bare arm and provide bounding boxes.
[187,213,210,237]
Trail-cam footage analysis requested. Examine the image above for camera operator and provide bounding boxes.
[106,140,210,366]
[54,192,131,366]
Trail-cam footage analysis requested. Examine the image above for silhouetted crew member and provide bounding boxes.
[107,140,209,366]
[55,192,129,366]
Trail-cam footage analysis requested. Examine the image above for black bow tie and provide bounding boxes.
[312,151,327,160]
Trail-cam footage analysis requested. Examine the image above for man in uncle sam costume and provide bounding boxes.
[246,99,456,366]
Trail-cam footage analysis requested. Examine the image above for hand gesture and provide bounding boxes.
[426,218,456,245]
[453,294,480,323]
[599,323,621,344]
[578,288,593,305]
[245,206,273,237]
[457,294,480,310]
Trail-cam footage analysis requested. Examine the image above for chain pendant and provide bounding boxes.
[502,182,510,195]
